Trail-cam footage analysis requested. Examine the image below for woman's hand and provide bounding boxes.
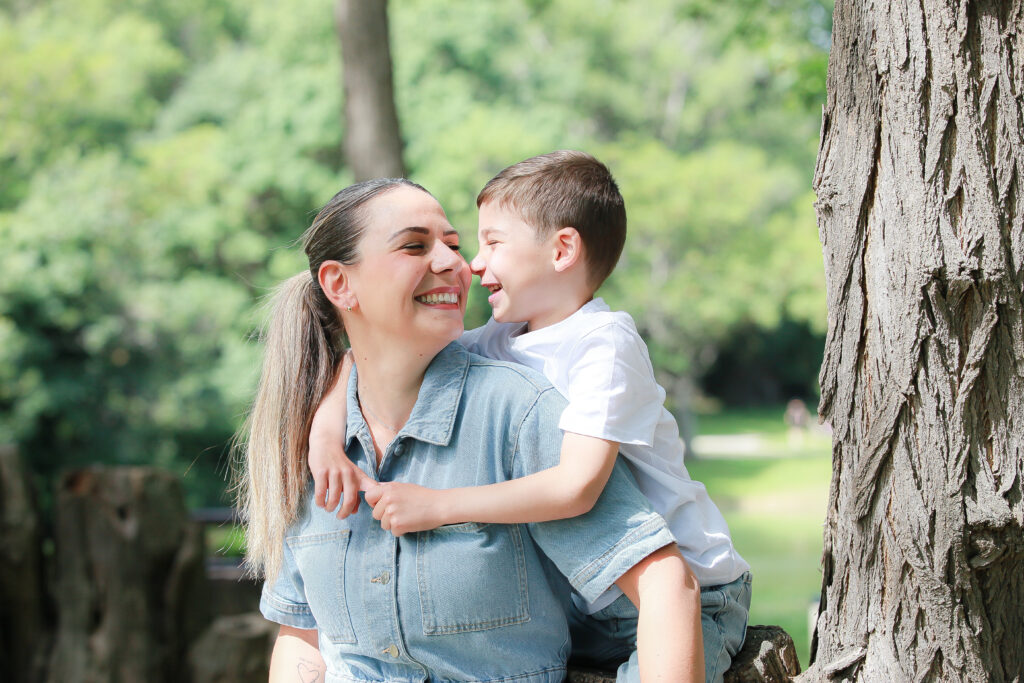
[363,482,452,536]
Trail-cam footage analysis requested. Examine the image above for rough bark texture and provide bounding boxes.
[335,0,406,181]
[0,444,49,683]
[724,626,802,683]
[804,1,1024,681]
[46,467,208,683]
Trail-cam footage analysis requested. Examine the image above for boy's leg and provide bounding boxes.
[566,594,639,679]
[568,572,752,683]
[700,572,753,683]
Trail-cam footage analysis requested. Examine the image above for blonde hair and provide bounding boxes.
[234,178,428,581]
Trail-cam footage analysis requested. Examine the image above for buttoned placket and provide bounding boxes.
[355,427,426,677]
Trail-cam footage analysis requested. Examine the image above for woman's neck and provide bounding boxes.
[348,341,432,430]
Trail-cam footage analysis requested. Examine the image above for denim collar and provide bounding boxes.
[345,341,469,450]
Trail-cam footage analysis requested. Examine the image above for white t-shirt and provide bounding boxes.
[461,298,749,613]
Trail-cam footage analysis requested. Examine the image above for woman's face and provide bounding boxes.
[344,186,470,352]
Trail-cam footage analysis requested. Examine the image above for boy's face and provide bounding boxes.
[471,202,561,329]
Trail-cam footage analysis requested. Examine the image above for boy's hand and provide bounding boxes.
[363,482,451,536]
[309,431,372,518]
[308,350,364,517]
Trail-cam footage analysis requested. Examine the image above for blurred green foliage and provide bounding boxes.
[0,0,831,505]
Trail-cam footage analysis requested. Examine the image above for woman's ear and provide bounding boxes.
[318,261,357,311]
[551,227,584,273]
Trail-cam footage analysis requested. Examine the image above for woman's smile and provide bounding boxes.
[414,286,462,308]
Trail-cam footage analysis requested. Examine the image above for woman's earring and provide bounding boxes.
[346,306,352,311]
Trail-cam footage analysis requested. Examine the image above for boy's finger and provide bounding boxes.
[358,473,376,491]
[325,471,343,512]
[313,472,328,509]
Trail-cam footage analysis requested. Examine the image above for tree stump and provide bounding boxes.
[0,444,48,683]
[188,613,277,683]
[724,625,801,683]
[566,625,801,682]
[46,466,207,683]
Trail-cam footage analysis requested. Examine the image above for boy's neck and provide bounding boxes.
[526,292,595,332]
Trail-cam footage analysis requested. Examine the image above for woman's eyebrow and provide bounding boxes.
[389,226,460,242]
[389,226,430,242]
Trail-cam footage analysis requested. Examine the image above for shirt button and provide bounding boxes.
[394,441,405,456]
[382,644,399,658]
[370,570,391,585]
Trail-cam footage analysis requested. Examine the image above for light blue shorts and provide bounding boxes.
[567,571,752,683]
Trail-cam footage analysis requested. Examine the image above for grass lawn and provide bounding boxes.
[690,407,833,669]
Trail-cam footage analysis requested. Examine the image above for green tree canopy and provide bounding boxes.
[0,0,831,503]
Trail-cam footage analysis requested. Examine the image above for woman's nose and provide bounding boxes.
[431,241,466,272]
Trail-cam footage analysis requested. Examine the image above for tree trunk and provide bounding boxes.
[47,467,208,683]
[188,613,276,683]
[335,0,406,181]
[0,445,49,683]
[804,1,1023,681]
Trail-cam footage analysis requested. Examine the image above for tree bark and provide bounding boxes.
[335,0,406,181]
[188,613,276,683]
[47,467,208,683]
[804,1,1023,681]
[0,444,49,683]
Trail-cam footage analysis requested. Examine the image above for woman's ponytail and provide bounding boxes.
[235,271,342,581]
[234,177,429,581]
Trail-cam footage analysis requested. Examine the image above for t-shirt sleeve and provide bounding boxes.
[557,322,665,446]
[511,388,675,603]
[458,324,485,353]
[260,538,318,630]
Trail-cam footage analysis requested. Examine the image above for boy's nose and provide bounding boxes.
[469,253,486,276]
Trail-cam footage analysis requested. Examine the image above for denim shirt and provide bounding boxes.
[261,343,674,683]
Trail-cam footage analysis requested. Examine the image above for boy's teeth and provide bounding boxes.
[416,292,458,304]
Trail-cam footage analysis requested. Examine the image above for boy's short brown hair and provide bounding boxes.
[476,150,626,288]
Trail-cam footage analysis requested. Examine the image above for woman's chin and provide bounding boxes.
[410,317,464,351]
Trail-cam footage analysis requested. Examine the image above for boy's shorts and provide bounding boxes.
[567,572,752,683]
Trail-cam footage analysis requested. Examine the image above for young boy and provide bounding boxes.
[308,151,751,683]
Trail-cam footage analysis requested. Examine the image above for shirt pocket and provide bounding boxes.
[415,522,530,635]
[285,529,358,644]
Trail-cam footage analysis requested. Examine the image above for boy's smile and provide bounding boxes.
[471,202,575,331]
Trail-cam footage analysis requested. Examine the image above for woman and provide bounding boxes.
[237,178,702,682]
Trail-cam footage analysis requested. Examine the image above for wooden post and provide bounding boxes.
[46,467,207,683]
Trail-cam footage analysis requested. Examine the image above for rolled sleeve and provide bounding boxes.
[510,391,674,602]
[259,541,318,630]
[529,460,675,603]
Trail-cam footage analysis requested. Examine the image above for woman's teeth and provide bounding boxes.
[416,292,458,305]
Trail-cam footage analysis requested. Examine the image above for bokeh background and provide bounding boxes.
[1,0,833,665]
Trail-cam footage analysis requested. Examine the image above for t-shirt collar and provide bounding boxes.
[514,297,610,342]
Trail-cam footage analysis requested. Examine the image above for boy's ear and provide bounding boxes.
[318,260,358,311]
[551,227,584,273]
